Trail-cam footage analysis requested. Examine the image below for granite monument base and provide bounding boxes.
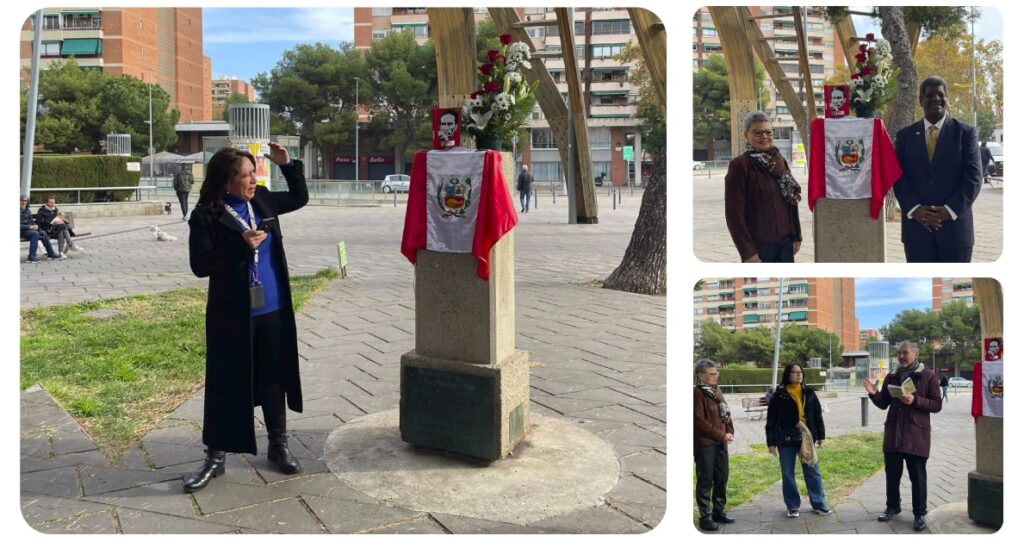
[399,349,530,461]
[967,471,1003,529]
[813,198,886,262]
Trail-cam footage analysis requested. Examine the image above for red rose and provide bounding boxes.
[480,63,493,75]
[487,50,500,62]
[859,44,868,53]
[855,53,867,63]
[862,66,875,75]
[866,33,875,42]
[496,55,507,65]
[851,72,861,80]
[500,34,513,45]
[470,92,479,99]
[484,81,500,92]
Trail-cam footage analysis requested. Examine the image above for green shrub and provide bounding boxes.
[29,155,141,203]
[697,365,826,394]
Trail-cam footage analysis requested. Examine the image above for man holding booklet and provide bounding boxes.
[862,341,942,532]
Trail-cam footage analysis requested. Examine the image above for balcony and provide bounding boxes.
[590,79,629,92]
[590,104,633,118]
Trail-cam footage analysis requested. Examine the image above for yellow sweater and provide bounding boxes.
[786,384,805,423]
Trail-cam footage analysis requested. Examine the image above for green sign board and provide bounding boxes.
[622,146,634,161]
[337,241,348,277]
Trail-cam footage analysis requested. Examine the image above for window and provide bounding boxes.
[414,25,429,38]
[593,20,630,35]
[576,45,585,60]
[702,28,717,38]
[38,41,61,57]
[591,44,624,59]
[527,26,545,38]
[532,128,558,149]
[593,161,611,177]
[808,22,824,33]
[532,161,562,181]
[371,8,392,16]
[777,106,790,115]
[372,30,389,41]
[42,14,60,30]
[588,128,611,149]
[575,21,584,34]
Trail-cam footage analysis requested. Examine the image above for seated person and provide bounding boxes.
[37,195,84,255]
[20,196,61,263]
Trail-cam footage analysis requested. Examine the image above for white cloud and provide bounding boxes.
[204,8,354,44]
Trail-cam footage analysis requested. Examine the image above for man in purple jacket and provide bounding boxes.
[863,341,943,532]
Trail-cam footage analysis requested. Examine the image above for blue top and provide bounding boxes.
[225,194,280,316]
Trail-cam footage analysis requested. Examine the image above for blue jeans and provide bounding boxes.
[778,443,827,510]
[519,190,531,211]
[22,230,56,261]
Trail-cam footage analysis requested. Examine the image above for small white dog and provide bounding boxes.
[150,225,178,242]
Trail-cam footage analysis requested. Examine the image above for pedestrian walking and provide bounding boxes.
[517,164,534,213]
[940,374,949,402]
[174,167,195,220]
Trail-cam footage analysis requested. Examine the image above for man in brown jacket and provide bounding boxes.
[694,359,735,531]
[863,341,942,532]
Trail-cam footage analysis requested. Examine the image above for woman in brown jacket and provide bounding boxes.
[694,359,735,531]
[724,111,803,262]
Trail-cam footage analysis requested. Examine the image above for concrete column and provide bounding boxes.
[812,199,886,262]
[399,151,530,461]
[968,278,1002,528]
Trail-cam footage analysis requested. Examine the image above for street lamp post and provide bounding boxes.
[354,77,359,182]
[148,69,154,183]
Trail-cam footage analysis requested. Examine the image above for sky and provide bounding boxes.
[853,6,1002,43]
[203,8,355,81]
[854,278,933,333]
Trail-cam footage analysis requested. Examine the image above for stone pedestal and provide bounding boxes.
[813,198,886,262]
[968,412,1003,528]
[400,151,530,461]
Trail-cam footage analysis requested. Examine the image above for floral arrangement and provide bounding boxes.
[848,33,900,115]
[462,34,539,143]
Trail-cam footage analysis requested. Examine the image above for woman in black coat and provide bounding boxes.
[184,142,308,493]
[765,363,830,517]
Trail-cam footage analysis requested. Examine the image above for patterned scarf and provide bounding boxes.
[895,360,921,383]
[697,381,732,424]
[745,143,802,206]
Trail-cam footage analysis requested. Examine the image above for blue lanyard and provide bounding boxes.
[224,201,261,284]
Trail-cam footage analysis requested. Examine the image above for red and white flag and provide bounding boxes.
[972,361,1004,419]
[401,149,517,280]
[808,118,902,218]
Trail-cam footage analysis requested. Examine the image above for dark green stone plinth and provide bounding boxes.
[400,366,499,460]
[968,475,1003,529]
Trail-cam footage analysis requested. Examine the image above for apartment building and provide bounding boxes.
[860,328,882,345]
[694,278,859,351]
[20,8,211,121]
[352,7,646,185]
[212,77,256,119]
[933,278,975,310]
[693,6,842,161]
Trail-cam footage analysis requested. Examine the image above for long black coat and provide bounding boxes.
[765,384,826,447]
[188,160,308,454]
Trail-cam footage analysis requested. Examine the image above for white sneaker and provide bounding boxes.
[787,509,799,518]
[71,244,85,253]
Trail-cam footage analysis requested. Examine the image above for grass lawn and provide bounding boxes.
[20,268,339,460]
[693,433,885,520]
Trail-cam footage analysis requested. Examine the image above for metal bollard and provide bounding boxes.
[612,188,617,210]
[629,182,634,196]
[861,396,869,426]
[552,183,556,203]
[534,189,538,209]
[618,187,622,205]
[393,189,397,207]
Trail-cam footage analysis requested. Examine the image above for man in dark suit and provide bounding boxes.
[893,76,982,262]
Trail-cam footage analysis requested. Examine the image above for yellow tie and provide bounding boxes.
[927,125,938,162]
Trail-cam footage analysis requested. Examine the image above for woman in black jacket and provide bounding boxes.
[183,142,308,493]
[765,363,830,517]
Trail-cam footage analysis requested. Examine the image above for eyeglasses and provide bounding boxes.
[749,129,773,137]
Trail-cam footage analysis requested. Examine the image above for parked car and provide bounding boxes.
[948,376,972,388]
[381,174,411,193]
[987,142,1003,177]
[693,161,707,170]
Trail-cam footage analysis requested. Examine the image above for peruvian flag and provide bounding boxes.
[808,118,902,218]
[401,149,518,280]
[972,361,1004,419]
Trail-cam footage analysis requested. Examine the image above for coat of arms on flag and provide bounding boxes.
[834,138,866,171]
[436,177,474,219]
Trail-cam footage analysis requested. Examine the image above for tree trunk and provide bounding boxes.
[879,6,919,222]
[603,152,666,295]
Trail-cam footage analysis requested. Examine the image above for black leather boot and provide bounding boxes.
[183,448,226,493]
[262,386,302,475]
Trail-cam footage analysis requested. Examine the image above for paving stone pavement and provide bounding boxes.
[702,389,981,534]
[692,168,1003,263]
[20,193,667,533]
